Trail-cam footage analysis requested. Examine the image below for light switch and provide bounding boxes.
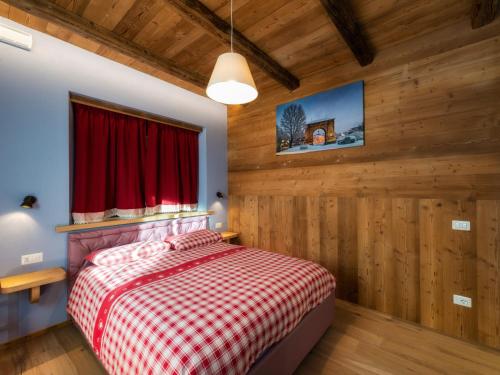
[453,294,472,308]
[21,252,43,265]
[452,220,470,231]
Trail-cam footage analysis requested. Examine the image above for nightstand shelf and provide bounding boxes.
[221,231,239,243]
[0,267,66,303]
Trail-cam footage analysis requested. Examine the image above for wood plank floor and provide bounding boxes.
[1,300,499,374]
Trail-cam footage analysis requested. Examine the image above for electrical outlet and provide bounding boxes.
[215,222,223,229]
[452,220,470,231]
[21,252,43,265]
[453,294,472,308]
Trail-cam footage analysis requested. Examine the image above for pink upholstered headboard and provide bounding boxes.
[67,216,209,290]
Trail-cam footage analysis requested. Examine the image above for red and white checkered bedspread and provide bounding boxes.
[67,242,336,375]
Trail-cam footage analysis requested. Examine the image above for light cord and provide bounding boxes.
[230,0,233,52]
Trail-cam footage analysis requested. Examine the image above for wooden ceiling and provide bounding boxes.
[0,0,497,96]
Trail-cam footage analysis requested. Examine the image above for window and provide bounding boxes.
[72,102,199,224]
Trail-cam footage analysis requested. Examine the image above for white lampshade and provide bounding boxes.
[206,52,258,105]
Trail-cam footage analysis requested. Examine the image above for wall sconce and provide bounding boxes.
[216,192,225,199]
[21,195,37,208]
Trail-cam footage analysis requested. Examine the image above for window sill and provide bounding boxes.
[55,211,214,233]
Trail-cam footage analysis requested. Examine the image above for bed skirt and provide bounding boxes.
[248,292,335,375]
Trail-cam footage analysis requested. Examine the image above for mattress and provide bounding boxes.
[67,241,336,375]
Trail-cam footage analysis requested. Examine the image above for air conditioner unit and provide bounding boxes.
[0,23,32,51]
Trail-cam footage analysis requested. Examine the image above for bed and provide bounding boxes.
[67,216,336,375]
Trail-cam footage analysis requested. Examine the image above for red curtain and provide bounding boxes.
[72,103,147,223]
[72,104,198,224]
[144,122,198,215]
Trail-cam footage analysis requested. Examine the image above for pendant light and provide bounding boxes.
[206,0,258,105]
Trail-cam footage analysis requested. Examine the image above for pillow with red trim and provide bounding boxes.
[166,230,223,251]
[85,240,170,266]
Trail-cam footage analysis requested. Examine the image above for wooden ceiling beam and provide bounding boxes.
[163,0,300,91]
[471,0,498,29]
[71,0,91,16]
[3,0,207,88]
[319,0,374,66]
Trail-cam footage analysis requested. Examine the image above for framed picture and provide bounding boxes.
[276,80,364,155]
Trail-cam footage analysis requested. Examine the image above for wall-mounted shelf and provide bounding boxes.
[221,231,239,243]
[55,211,214,233]
[0,268,66,303]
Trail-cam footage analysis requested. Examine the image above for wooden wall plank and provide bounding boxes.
[392,198,419,322]
[239,195,258,247]
[375,198,395,315]
[436,200,477,341]
[337,197,358,302]
[228,153,500,200]
[357,197,375,310]
[477,200,500,348]
[455,201,477,342]
[227,195,241,234]
[419,199,444,332]
[270,196,295,256]
[292,196,307,259]
[257,195,271,250]
[306,196,321,264]
[319,196,339,283]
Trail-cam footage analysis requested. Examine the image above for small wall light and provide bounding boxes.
[216,192,225,199]
[21,195,37,208]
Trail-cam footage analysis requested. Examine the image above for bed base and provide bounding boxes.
[248,292,335,375]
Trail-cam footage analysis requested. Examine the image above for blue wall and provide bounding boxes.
[0,17,228,343]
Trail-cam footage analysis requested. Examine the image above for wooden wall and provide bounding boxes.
[229,196,500,347]
[228,17,500,348]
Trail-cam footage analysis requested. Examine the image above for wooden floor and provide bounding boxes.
[1,300,500,375]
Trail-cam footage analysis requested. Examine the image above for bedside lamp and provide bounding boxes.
[20,195,37,208]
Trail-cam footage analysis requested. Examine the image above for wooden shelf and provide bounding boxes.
[0,268,66,303]
[221,231,239,243]
[55,211,214,233]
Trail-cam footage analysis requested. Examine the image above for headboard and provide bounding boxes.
[67,216,208,289]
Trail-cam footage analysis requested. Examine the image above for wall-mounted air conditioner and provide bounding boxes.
[0,23,32,51]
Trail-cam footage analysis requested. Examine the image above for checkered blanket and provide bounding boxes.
[68,242,335,375]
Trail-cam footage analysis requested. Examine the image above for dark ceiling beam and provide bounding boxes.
[71,0,91,16]
[3,0,207,88]
[471,0,498,29]
[319,0,374,66]
[163,0,300,91]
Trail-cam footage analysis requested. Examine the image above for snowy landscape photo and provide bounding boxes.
[276,81,364,155]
